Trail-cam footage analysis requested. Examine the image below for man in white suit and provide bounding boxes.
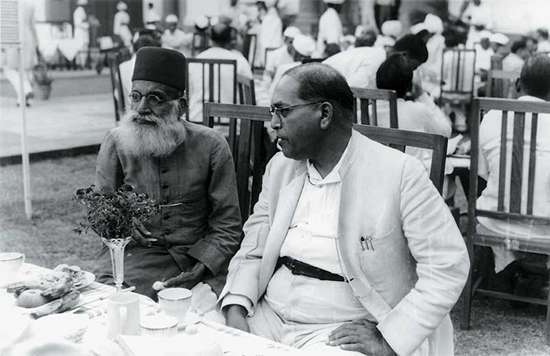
[219,63,469,355]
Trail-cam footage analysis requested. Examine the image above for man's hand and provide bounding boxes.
[328,319,396,356]
[163,262,207,289]
[131,217,157,247]
[224,304,250,333]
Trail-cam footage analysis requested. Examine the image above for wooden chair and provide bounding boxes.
[351,87,398,127]
[244,33,257,70]
[461,98,550,342]
[486,69,518,98]
[440,48,477,103]
[191,32,209,57]
[107,52,126,123]
[353,124,448,194]
[204,103,273,223]
[185,58,237,125]
[237,74,256,105]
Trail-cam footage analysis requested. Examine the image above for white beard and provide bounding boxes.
[113,107,186,157]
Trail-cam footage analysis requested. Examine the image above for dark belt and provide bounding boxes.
[277,256,346,282]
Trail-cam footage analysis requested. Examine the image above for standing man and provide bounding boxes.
[220,63,469,355]
[73,0,90,68]
[264,26,301,80]
[257,0,283,68]
[316,0,344,58]
[113,2,132,49]
[161,15,193,57]
[95,47,242,299]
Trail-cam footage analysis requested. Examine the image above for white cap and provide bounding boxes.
[424,14,443,34]
[292,35,316,57]
[323,0,346,4]
[195,15,209,30]
[116,1,127,11]
[479,30,492,39]
[165,14,178,23]
[490,33,509,45]
[381,20,402,38]
[77,0,88,5]
[283,26,301,39]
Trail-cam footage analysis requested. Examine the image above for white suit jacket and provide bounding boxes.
[316,7,343,56]
[220,131,469,355]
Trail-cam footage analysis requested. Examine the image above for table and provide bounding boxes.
[1,263,307,356]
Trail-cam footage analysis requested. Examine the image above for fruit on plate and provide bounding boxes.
[16,289,49,308]
[7,271,75,300]
[30,289,80,318]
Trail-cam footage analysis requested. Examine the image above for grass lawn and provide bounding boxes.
[1,154,550,355]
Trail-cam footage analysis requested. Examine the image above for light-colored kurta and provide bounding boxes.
[323,46,387,89]
[161,29,193,57]
[316,8,343,57]
[73,6,89,50]
[257,7,283,67]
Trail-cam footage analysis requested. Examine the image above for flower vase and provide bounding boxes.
[102,237,132,292]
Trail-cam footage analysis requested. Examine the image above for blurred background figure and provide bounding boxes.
[340,35,356,51]
[461,0,491,30]
[278,0,300,29]
[490,33,510,57]
[2,0,38,107]
[415,14,445,97]
[536,28,550,53]
[374,0,397,30]
[161,14,193,57]
[256,0,283,68]
[375,20,402,48]
[113,1,132,49]
[73,0,90,68]
[264,26,301,80]
[503,39,530,76]
[316,0,344,58]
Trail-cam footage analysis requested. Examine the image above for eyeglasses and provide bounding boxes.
[128,90,177,106]
[269,101,324,118]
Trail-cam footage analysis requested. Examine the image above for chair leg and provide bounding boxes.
[461,266,473,330]
[546,266,550,344]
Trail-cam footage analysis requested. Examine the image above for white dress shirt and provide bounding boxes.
[502,53,525,77]
[316,8,343,57]
[188,47,253,122]
[323,46,387,89]
[161,29,193,57]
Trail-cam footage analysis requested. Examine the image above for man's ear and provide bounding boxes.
[319,101,334,130]
[177,97,187,117]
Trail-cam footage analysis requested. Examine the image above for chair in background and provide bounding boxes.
[351,88,398,127]
[191,32,209,57]
[486,69,518,98]
[204,103,273,223]
[461,98,550,342]
[185,58,237,126]
[107,52,126,123]
[353,124,448,194]
[237,74,256,105]
[440,48,477,104]
[244,33,257,71]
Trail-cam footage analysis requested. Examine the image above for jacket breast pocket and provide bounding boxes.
[356,228,400,285]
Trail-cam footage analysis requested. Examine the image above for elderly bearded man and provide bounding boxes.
[220,63,469,355]
[95,47,242,300]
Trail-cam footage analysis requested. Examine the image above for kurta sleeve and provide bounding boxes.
[95,130,123,192]
[377,157,470,356]
[187,136,242,276]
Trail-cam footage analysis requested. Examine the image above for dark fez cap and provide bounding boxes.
[132,47,186,91]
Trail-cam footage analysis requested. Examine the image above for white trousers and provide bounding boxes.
[3,67,32,103]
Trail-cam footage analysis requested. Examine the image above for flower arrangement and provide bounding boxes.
[74,184,159,240]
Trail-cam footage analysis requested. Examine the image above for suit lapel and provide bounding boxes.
[258,167,306,293]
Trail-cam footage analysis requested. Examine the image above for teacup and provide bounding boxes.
[0,252,25,285]
[157,288,192,325]
[106,292,141,339]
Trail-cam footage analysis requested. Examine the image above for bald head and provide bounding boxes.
[282,63,355,122]
[519,55,550,101]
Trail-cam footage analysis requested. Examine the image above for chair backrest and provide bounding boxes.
[244,33,257,70]
[107,52,126,122]
[486,69,518,98]
[204,103,273,223]
[353,124,448,193]
[185,58,237,125]
[191,32,209,57]
[469,98,550,230]
[440,48,477,100]
[237,74,256,105]
[351,87,398,127]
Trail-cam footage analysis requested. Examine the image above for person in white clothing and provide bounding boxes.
[535,28,550,53]
[161,15,193,57]
[323,30,386,89]
[316,0,344,58]
[188,23,253,123]
[477,55,550,273]
[376,54,452,171]
[73,0,90,67]
[264,26,301,80]
[220,62,469,356]
[414,14,446,98]
[374,20,402,48]
[503,39,530,77]
[256,0,283,68]
[461,0,492,30]
[119,33,161,100]
[269,35,316,98]
[113,2,132,49]
[474,31,494,75]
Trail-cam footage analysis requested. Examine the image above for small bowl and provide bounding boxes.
[140,314,178,337]
[0,252,25,283]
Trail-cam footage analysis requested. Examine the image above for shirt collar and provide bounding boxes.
[306,135,352,186]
